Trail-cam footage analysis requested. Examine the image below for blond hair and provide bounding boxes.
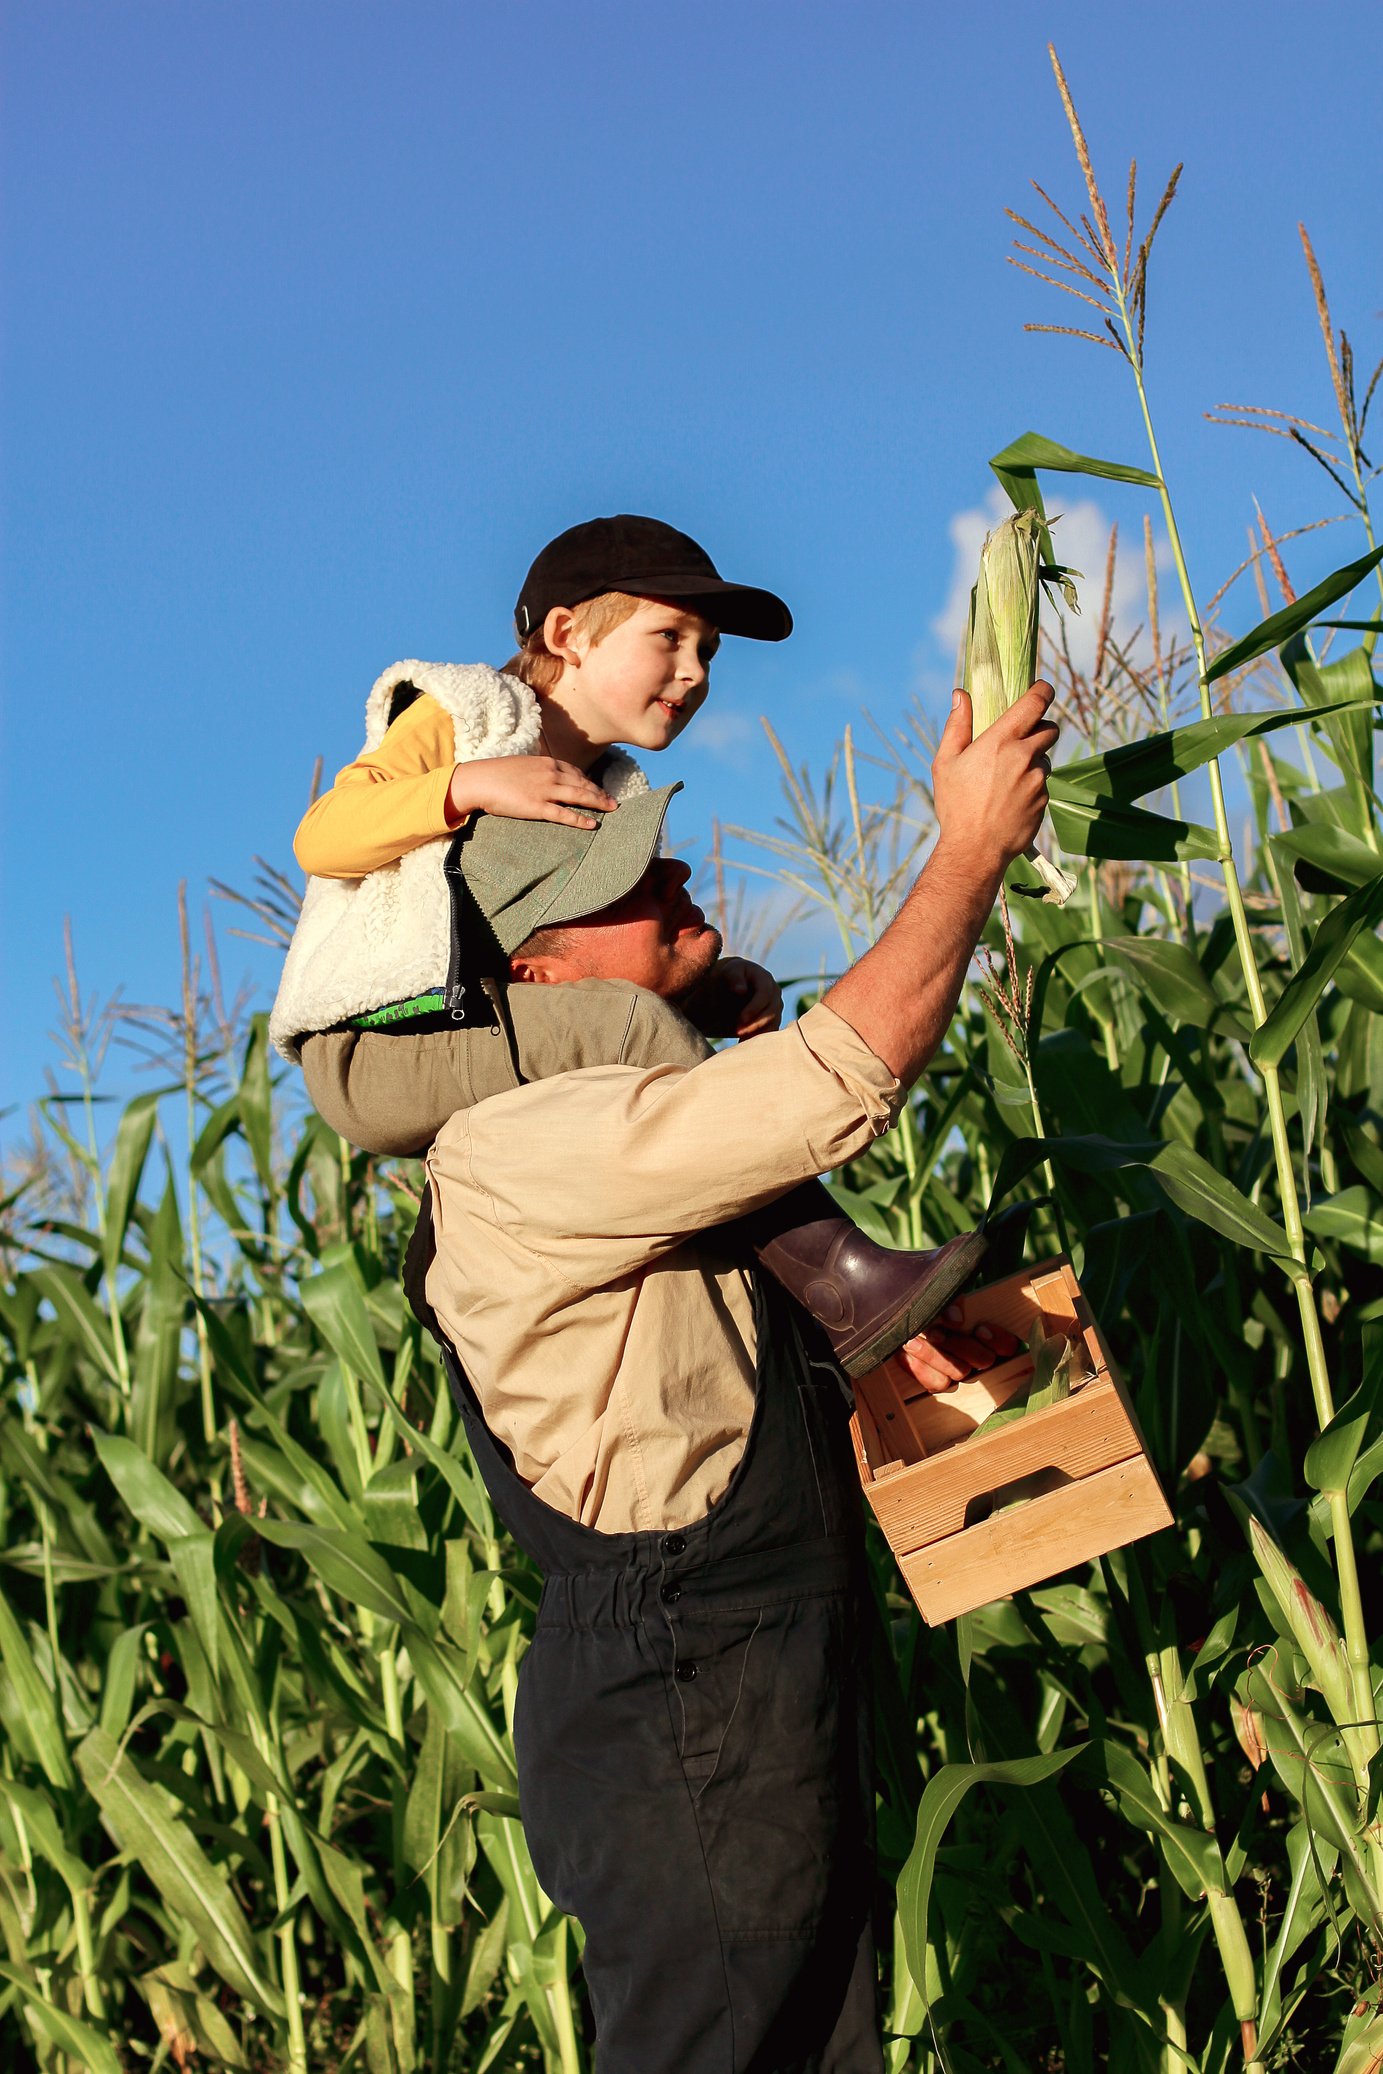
[500,591,646,696]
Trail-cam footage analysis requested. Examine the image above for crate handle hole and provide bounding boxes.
[964,1466,1074,1528]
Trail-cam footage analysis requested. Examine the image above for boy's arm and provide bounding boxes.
[295,696,622,880]
[294,697,460,878]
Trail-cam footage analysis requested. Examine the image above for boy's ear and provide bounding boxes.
[541,605,582,669]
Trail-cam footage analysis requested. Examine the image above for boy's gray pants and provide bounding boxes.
[300,978,711,1156]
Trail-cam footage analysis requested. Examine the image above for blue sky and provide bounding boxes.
[3,0,1381,1117]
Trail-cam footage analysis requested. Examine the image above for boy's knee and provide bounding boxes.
[508,979,712,1078]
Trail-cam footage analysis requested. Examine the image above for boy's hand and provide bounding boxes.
[931,684,1059,876]
[446,755,619,830]
[722,957,783,1039]
[681,957,784,1040]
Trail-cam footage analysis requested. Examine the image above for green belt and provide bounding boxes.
[352,991,448,1030]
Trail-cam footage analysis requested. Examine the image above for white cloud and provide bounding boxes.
[932,486,1178,683]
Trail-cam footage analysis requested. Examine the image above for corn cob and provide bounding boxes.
[963,509,1079,906]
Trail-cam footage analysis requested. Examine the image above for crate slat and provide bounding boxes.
[863,1375,1143,1550]
[852,1254,1173,1624]
[899,1456,1172,1623]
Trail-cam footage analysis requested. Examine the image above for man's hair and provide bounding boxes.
[509,919,578,968]
[500,591,646,696]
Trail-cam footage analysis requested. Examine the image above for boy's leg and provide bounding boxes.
[299,979,705,1157]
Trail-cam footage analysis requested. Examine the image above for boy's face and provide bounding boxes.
[563,598,720,752]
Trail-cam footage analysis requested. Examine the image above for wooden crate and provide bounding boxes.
[851,1256,1172,1624]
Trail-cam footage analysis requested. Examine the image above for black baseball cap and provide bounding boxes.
[515,514,793,643]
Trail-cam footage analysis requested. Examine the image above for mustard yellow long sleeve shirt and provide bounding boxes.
[423,1002,903,1534]
[295,695,459,879]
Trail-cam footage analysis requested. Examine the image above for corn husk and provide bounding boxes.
[963,509,1079,906]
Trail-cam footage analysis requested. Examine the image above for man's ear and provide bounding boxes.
[541,605,582,670]
[508,954,563,987]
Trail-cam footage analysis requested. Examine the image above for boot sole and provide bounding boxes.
[837,1229,990,1379]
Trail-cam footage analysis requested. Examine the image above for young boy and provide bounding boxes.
[270,514,990,1373]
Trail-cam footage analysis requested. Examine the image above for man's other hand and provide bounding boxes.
[931,682,1059,876]
[884,1309,1023,1395]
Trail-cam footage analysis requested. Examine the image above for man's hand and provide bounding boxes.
[931,683,1059,878]
[447,755,619,830]
[821,679,1059,1085]
[888,1308,1023,1395]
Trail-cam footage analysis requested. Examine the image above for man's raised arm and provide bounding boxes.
[824,683,1058,1083]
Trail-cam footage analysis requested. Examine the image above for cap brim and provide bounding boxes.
[524,783,682,939]
[629,578,793,642]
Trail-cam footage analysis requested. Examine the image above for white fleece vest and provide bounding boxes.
[269,660,649,1061]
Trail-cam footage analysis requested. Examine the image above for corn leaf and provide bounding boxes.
[0,1776,89,1892]
[1304,1374,1381,1500]
[92,1432,203,1544]
[1277,821,1383,895]
[896,1750,1086,2025]
[76,1726,284,2014]
[1093,1739,1225,1900]
[0,1582,77,1791]
[1280,639,1378,805]
[1255,1819,1334,2059]
[101,1091,159,1281]
[991,431,1162,492]
[1055,696,1381,805]
[32,1264,122,1386]
[1249,873,1383,1068]
[0,1966,122,2074]
[1047,787,1221,863]
[253,1519,415,1626]
[1104,936,1238,1028]
[237,1014,275,1196]
[302,1262,388,1391]
[1338,932,1383,1013]
[141,1964,251,2071]
[1303,1186,1383,1267]
[1272,851,1328,1155]
[1205,545,1383,683]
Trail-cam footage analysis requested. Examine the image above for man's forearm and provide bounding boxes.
[822,832,1003,1084]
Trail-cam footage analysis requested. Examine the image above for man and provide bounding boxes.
[414,681,1058,2072]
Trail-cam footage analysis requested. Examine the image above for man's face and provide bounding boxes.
[512,858,723,999]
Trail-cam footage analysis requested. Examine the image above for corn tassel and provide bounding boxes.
[963,509,1079,906]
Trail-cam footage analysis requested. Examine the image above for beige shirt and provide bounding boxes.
[424,1002,902,1534]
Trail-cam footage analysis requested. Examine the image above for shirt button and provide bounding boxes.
[662,1533,687,1557]
[660,1583,682,1605]
[676,1662,698,1682]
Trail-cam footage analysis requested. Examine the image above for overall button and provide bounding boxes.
[662,1533,687,1557]
[675,1662,698,1683]
[660,1583,682,1605]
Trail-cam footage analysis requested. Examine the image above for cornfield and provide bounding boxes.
[3,47,1382,2074]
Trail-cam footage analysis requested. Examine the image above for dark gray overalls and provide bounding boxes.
[413,1222,884,2074]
